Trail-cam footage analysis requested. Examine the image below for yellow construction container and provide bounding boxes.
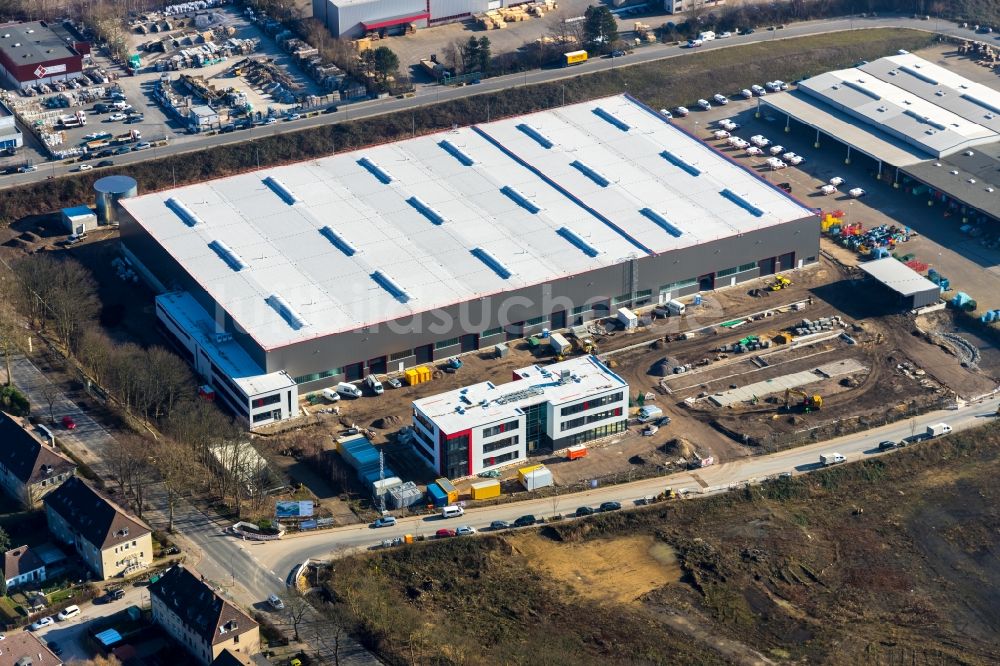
[404,533,414,544]
[417,365,432,383]
[471,480,501,500]
[404,368,420,385]
[435,477,459,504]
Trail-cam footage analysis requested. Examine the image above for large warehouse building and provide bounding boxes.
[313,0,518,38]
[119,94,818,427]
[413,355,628,478]
[0,21,88,90]
[762,52,1000,227]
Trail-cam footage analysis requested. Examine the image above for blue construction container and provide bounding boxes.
[339,436,380,472]
[426,483,448,507]
[361,466,397,488]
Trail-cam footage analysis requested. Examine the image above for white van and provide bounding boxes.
[698,31,716,41]
[666,299,686,316]
[366,374,384,396]
[57,605,80,620]
[638,405,663,422]
[321,388,341,403]
[335,382,363,399]
[441,505,464,519]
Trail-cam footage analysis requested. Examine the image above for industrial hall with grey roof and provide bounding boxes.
[118,93,819,427]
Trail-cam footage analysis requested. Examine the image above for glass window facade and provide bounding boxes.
[483,435,519,453]
[482,420,520,438]
[560,391,624,416]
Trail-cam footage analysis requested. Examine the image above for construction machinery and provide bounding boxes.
[770,274,791,291]
[785,388,822,411]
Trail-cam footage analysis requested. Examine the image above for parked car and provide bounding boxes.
[385,376,402,389]
[718,31,732,38]
[751,84,766,96]
[57,605,80,621]
[696,98,711,110]
[435,528,456,538]
[372,515,397,528]
[97,160,115,167]
[878,440,899,451]
[268,594,285,610]
[323,105,339,114]
[513,515,537,527]
[264,117,277,125]
[115,145,132,154]
[76,164,93,172]
[107,113,127,121]
[455,526,477,536]
[740,88,753,99]
[673,106,689,117]
[659,108,673,118]
[285,113,301,121]
[105,588,125,602]
[30,617,53,631]
[739,27,755,35]
[769,145,785,155]
[655,416,672,427]
[17,164,38,173]
[134,142,151,151]
[125,115,144,124]
[490,520,512,530]
[712,93,729,105]
[62,415,77,429]
[575,506,594,517]
[599,501,622,512]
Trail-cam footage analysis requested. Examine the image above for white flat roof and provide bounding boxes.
[122,94,812,350]
[858,257,940,297]
[156,291,296,396]
[795,53,1000,158]
[413,355,627,435]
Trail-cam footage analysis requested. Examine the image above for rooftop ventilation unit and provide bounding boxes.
[407,196,446,225]
[898,65,938,85]
[500,185,541,214]
[557,226,599,257]
[165,197,203,227]
[357,157,393,184]
[843,80,881,100]
[263,176,300,205]
[639,208,683,237]
[471,247,512,279]
[592,107,630,131]
[319,225,357,256]
[570,160,610,187]
[516,123,553,149]
[208,239,248,271]
[267,293,309,329]
[719,189,764,217]
[903,109,946,130]
[660,150,702,177]
[439,140,474,166]
[371,270,411,303]
[960,93,1000,116]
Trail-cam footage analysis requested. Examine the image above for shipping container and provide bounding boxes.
[549,332,571,355]
[388,481,424,509]
[617,307,638,330]
[435,477,458,504]
[520,466,553,491]
[470,479,501,500]
[426,482,448,507]
[371,476,403,497]
[566,444,588,460]
[563,50,588,66]
[362,467,398,489]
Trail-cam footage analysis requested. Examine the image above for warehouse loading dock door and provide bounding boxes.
[345,362,364,381]
[460,334,478,352]
[698,273,715,291]
[414,344,433,364]
[778,252,795,272]
[758,257,776,276]
[550,309,566,330]
[367,356,387,374]
[505,322,524,342]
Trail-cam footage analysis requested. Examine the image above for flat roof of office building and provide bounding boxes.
[156,291,295,397]
[413,355,627,434]
[858,257,941,297]
[121,94,813,350]
[0,21,78,66]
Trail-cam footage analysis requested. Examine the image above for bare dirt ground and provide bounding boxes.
[511,532,681,604]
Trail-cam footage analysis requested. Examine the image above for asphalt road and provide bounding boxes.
[252,395,1000,581]
[0,15,989,189]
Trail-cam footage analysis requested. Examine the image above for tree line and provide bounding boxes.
[0,253,276,525]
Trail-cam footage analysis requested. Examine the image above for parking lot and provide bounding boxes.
[665,43,1000,307]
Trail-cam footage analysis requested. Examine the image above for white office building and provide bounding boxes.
[411,355,628,479]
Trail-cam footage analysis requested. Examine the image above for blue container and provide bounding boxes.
[693,295,703,305]
[426,483,448,507]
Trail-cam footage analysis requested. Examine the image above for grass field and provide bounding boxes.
[321,423,1000,665]
[0,28,935,226]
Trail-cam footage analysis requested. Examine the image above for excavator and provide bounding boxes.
[770,274,792,291]
[785,388,822,411]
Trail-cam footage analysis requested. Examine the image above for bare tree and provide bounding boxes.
[40,383,61,425]
[154,438,199,532]
[281,590,313,642]
[106,433,153,517]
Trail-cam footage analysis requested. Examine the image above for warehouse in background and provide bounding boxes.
[118,94,818,428]
[313,0,527,38]
[0,21,89,90]
[411,355,628,478]
[0,100,22,151]
[762,52,1000,227]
